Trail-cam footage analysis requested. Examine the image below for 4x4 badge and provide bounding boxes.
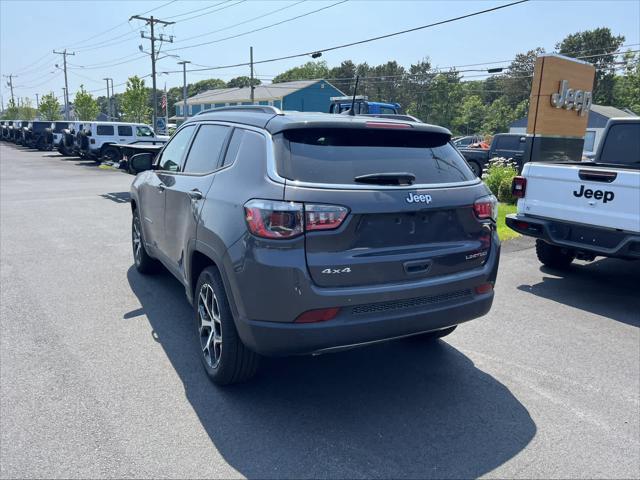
[322,267,351,274]
[406,192,432,204]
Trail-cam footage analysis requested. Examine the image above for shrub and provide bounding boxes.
[482,157,519,204]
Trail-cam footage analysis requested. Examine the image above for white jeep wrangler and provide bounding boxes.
[79,122,169,161]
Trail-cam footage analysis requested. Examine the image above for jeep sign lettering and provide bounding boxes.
[550,80,593,116]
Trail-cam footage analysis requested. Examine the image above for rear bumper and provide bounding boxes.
[506,214,640,259]
[230,233,500,356]
[236,291,494,356]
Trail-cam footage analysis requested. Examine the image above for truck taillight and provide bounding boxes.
[512,176,526,198]
[244,200,349,239]
[473,195,497,221]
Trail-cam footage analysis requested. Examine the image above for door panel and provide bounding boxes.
[137,170,166,253]
[160,124,231,277]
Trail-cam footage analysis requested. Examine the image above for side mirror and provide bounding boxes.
[130,153,154,174]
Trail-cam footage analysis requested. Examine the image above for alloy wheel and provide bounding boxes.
[132,216,142,265]
[198,283,223,369]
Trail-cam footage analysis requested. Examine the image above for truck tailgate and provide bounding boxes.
[519,163,640,233]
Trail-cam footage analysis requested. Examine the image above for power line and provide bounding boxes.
[171,0,246,23]
[174,0,306,43]
[165,0,230,19]
[165,0,529,71]
[167,0,348,52]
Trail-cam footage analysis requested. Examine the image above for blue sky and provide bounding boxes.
[1,0,638,104]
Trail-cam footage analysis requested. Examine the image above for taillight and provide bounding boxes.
[294,307,340,323]
[305,204,348,231]
[473,195,497,221]
[512,176,526,198]
[244,200,304,239]
[244,200,348,239]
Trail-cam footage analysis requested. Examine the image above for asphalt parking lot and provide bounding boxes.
[0,143,638,479]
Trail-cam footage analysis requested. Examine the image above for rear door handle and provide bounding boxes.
[188,189,203,201]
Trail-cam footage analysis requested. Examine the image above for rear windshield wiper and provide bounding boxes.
[354,172,416,186]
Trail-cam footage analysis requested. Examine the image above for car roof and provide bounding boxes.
[188,109,451,136]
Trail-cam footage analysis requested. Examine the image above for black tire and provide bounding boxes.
[195,266,260,385]
[102,146,121,162]
[132,210,160,274]
[535,239,575,269]
[468,161,482,178]
[412,325,457,341]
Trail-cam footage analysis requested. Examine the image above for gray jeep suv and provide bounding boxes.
[129,106,501,385]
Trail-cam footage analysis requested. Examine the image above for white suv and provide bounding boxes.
[79,121,169,161]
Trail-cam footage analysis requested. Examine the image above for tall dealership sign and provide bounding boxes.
[526,54,596,162]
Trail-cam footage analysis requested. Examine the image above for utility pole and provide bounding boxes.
[109,78,115,119]
[103,77,112,119]
[177,60,190,122]
[130,14,174,130]
[250,46,255,104]
[53,49,75,120]
[3,74,16,105]
[35,93,40,109]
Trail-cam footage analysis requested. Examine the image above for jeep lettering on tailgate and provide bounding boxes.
[573,185,615,203]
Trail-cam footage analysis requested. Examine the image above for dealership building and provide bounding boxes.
[173,79,344,121]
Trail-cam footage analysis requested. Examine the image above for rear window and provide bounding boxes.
[599,123,640,166]
[276,128,474,185]
[53,122,68,133]
[96,125,114,136]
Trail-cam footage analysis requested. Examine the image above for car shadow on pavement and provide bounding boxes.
[127,266,536,479]
[517,258,639,328]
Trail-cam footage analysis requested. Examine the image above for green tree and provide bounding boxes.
[226,76,261,88]
[557,27,625,104]
[502,48,545,107]
[272,61,329,83]
[453,95,487,135]
[613,51,640,113]
[481,97,518,135]
[17,98,37,120]
[121,76,151,123]
[2,98,19,119]
[189,78,227,96]
[328,60,357,94]
[38,92,62,120]
[74,85,100,121]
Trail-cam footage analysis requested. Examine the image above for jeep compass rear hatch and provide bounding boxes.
[277,125,494,287]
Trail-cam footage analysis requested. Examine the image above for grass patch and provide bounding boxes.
[497,203,519,241]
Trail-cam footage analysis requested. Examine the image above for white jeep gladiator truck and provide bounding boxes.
[506,117,640,268]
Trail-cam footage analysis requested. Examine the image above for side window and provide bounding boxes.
[495,136,520,151]
[96,125,114,136]
[222,129,246,167]
[118,125,133,136]
[380,106,396,114]
[158,125,195,172]
[183,124,230,174]
[136,126,154,137]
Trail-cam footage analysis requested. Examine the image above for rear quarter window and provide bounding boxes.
[275,127,475,185]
